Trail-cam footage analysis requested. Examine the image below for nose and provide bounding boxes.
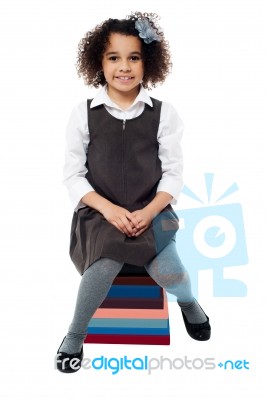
[119,59,131,72]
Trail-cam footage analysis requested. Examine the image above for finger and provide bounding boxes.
[119,210,135,230]
[125,212,140,229]
[132,215,141,229]
[119,216,134,236]
[128,221,138,231]
[134,226,147,237]
[134,218,146,230]
[127,218,136,229]
[112,221,125,234]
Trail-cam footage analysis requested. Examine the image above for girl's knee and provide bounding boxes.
[145,263,189,289]
[84,258,124,280]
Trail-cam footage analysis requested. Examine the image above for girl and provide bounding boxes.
[56,11,211,373]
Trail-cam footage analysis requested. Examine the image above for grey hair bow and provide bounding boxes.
[135,18,162,44]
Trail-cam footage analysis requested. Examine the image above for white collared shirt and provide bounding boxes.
[63,85,184,211]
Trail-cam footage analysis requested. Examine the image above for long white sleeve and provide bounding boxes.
[156,102,184,204]
[63,101,94,210]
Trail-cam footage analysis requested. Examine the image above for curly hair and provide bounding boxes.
[76,11,172,89]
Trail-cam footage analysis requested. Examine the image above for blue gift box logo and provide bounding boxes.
[174,173,249,298]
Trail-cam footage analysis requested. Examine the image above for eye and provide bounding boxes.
[130,55,141,61]
[108,56,118,61]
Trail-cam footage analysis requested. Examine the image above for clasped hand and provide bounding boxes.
[101,203,153,237]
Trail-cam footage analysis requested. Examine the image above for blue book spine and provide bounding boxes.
[87,326,170,336]
[107,285,161,298]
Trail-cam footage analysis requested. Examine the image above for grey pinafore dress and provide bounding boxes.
[69,97,179,276]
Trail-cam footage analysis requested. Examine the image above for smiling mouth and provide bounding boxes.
[115,76,134,80]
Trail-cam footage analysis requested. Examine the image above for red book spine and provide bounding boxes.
[84,334,170,345]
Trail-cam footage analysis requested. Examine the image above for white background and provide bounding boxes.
[0,0,265,398]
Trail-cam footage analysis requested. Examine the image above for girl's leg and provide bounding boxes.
[58,258,123,354]
[144,238,208,324]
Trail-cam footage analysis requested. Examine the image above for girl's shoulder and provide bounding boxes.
[69,99,88,118]
[66,100,89,137]
[148,94,180,115]
[159,100,183,123]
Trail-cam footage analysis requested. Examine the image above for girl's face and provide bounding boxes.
[102,33,144,98]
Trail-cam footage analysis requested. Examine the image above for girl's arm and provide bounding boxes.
[156,102,184,205]
[63,102,94,211]
[144,191,173,218]
[81,191,140,237]
[128,191,173,237]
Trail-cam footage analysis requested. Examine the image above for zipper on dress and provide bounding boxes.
[122,119,127,204]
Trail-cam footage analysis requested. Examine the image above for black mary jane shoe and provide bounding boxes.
[182,312,211,341]
[56,336,84,373]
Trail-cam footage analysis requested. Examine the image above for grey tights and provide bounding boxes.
[59,239,207,354]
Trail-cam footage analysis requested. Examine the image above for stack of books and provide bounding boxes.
[84,264,170,345]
